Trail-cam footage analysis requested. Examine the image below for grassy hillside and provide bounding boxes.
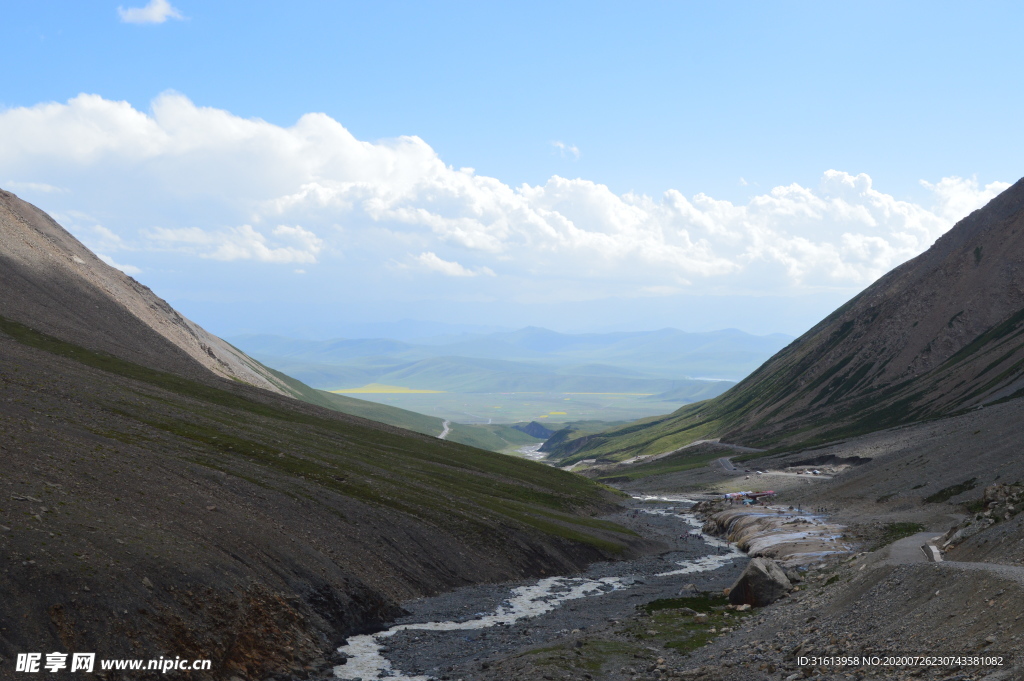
[1,312,647,672]
[239,357,545,453]
[446,422,544,452]
[261,364,449,436]
[1,313,609,522]
[594,449,726,483]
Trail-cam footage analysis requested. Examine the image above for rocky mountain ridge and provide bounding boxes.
[0,189,294,395]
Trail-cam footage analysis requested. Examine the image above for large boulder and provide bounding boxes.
[728,557,792,607]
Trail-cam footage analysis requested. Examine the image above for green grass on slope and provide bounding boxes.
[562,301,1024,463]
[872,522,926,549]
[445,423,541,452]
[263,363,551,453]
[924,478,979,504]
[0,314,635,553]
[539,420,637,461]
[263,365,448,437]
[595,450,724,482]
[556,401,725,465]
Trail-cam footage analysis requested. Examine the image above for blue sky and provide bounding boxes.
[2,2,1021,337]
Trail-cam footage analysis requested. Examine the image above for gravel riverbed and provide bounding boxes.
[330,497,749,681]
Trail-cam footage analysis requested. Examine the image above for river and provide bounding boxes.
[515,442,546,460]
[333,496,747,680]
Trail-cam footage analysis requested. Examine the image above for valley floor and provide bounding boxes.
[330,497,748,681]
[325,400,1024,681]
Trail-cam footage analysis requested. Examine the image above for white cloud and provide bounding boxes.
[97,253,142,275]
[551,141,580,160]
[0,93,1010,304]
[146,224,323,263]
[6,180,67,193]
[118,0,183,24]
[416,252,495,277]
[91,225,125,248]
[920,176,1009,223]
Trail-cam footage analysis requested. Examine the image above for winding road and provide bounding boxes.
[886,531,1024,585]
[438,420,451,440]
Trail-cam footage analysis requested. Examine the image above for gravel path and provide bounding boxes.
[886,531,943,564]
[887,532,1024,584]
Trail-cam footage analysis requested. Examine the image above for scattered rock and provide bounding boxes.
[728,557,793,607]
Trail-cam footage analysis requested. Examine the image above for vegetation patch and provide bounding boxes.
[523,639,646,675]
[627,594,752,656]
[873,522,925,549]
[924,478,978,504]
[597,451,723,482]
[642,594,723,614]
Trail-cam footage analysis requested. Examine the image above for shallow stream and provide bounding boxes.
[333,496,746,681]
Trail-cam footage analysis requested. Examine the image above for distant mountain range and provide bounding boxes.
[228,327,792,400]
[546,176,1024,462]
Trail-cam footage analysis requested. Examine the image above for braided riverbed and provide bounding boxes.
[333,496,747,681]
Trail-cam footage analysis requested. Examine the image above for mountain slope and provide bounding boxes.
[0,189,300,395]
[0,190,649,676]
[556,176,1024,461]
[0,189,529,446]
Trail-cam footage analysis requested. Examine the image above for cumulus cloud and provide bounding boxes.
[416,252,495,277]
[0,92,1010,302]
[146,224,323,263]
[118,0,183,24]
[551,141,580,160]
[6,180,67,193]
[97,254,142,275]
